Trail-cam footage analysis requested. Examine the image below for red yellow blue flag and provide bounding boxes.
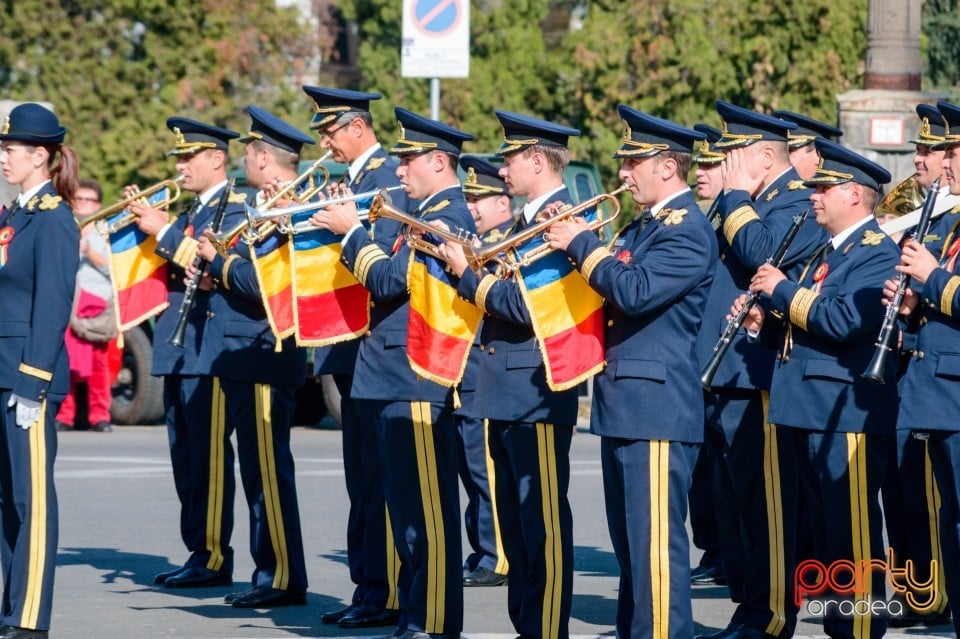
[248,225,296,341]
[106,189,171,331]
[514,214,605,391]
[407,247,483,387]
[290,215,370,346]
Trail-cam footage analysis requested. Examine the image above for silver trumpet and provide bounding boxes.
[253,185,405,234]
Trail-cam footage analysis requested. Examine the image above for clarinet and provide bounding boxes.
[862,176,941,383]
[167,178,235,347]
[700,209,809,390]
[704,195,722,227]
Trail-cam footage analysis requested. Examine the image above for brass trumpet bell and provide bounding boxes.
[81,176,184,234]
[875,173,925,219]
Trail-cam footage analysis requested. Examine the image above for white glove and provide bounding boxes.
[7,394,42,429]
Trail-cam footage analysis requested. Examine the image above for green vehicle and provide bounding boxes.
[116,154,608,425]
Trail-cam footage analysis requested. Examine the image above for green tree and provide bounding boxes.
[923,0,960,102]
[0,0,325,200]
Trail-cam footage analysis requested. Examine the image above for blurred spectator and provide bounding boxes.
[56,178,116,433]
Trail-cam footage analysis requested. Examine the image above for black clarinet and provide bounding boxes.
[700,209,809,390]
[862,176,941,383]
[704,194,722,227]
[167,178,235,347]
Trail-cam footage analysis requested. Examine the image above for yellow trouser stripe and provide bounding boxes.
[23,400,48,628]
[256,383,290,590]
[923,444,948,613]
[847,433,870,639]
[385,504,400,610]
[536,423,563,639]
[206,379,226,571]
[649,440,670,639]
[484,419,509,575]
[761,393,787,636]
[411,401,445,632]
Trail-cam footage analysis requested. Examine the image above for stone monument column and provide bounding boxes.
[838,0,942,183]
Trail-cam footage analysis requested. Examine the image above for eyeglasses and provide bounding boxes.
[75,196,101,203]
[319,121,351,141]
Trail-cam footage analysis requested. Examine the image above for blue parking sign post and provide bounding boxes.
[401,0,470,119]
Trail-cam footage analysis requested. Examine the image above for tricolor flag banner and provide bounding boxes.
[247,215,296,340]
[106,189,171,331]
[514,207,606,391]
[290,211,370,346]
[407,246,483,387]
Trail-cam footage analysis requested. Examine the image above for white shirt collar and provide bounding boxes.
[650,188,691,217]
[522,185,565,224]
[349,143,383,184]
[17,180,50,207]
[198,179,229,207]
[831,214,873,249]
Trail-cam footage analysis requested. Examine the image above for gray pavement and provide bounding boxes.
[49,424,953,638]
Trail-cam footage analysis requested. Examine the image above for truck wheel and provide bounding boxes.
[111,326,164,425]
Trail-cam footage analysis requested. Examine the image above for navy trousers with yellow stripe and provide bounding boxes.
[164,374,235,574]
[457,415,508,575]
[783,428,889,639]
[924,431,960,637]
[219,379,307,592]
[881,430,948,615]
[370,399,462,637]
[705,389,797,637]
[489,421,573,639]
[0,390,62,631]
[602,437,697,639]
[339,374,399,611]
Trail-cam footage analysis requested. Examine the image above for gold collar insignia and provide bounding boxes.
[423,199,450,215]
[788,180,805,191]
[26,195,39,211]
[38,194,62,210]
[861,229,885,246]
[765,188,779,201]
[658,208,689,226]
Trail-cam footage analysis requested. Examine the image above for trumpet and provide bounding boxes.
[366,191,479,258]
[81,176,184,234]
[264,186,405,234]
[260,151,333,211]
[467,185,627,272]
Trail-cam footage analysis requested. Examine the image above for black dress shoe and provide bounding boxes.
[55,421,72,432]
[695,624,742,639]
[339,603,401,628]
[230,585,306,608]
[691,564,727,585]
[0,628,48,639]
[163,565,232,588]
[91,421,113,432]
[321,602,359,624]
[154,565,187,585]
[463,566,508,587]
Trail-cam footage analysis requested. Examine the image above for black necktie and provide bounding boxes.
[184,199,201,226]
[637,208,654,232]
[821,242,834,262]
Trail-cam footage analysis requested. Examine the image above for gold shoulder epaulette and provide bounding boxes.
[365,157,386,171]
[423,199,450,215]
[38,194,62,210]
[765,188,779,201]
[788,180,806,191]
[861,229,885,246]
[484,228,504,243]
[26,195,39,211]
[658,208,689,226]
[228,191,248,203]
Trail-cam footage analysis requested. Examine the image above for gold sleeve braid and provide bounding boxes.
[941,276,960,317]
[475,273,498,312]
[173,237,200,269]
[221,254,240,291]
[789,288,819,332]
[723,206,761,246]
[354,244,389,286]
[580,246,611,282]
[18,363,52,381]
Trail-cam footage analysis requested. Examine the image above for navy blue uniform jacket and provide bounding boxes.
[0,183,79,400]
[565,189,717,443]
[764,219,900,434]
[695,169,825,390]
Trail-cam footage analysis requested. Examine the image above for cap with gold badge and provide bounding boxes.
[0,103,67,144]
[494,110,580,155]
[803,138,891,192]
[772,110,843,150]
[714,100,796,149]
[165,117,238,156]
[239,105,315,154]
[389,107,473,156]
[301,86,381,131]
[460,156,508,197]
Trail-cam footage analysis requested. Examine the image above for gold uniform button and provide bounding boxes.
[488,347,495,354]
[364,330,372,337]
[917,351,925,360]
[607,319,614,327]
[207,311,215,318]
[370,301,375,308]
[479,345,485,351]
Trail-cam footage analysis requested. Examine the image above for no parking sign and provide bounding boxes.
[401,0,470,78]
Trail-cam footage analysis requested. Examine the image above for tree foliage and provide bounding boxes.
[923,0,960,102]
[0,0,325,200]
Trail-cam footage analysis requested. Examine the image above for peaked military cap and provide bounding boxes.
[389,107,473,156]
[692,124,725,164]
[239,105,315,154]
[165,117,238,156]
[460,156,508,197]
[613,105,704,159]
[804,139,891,192]
[0,103,67,144]
[302,86,381,130]
[911,104,947,146]
[772,110,843,150]
[932,102,960,150]
[714,100,796,149]
[494,110,580,155]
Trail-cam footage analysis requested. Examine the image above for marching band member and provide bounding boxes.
[311,107,475,639]
[192,106,310,608]
[546,106,717,639]
[0,102,80,639]
[771,110,843,181]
